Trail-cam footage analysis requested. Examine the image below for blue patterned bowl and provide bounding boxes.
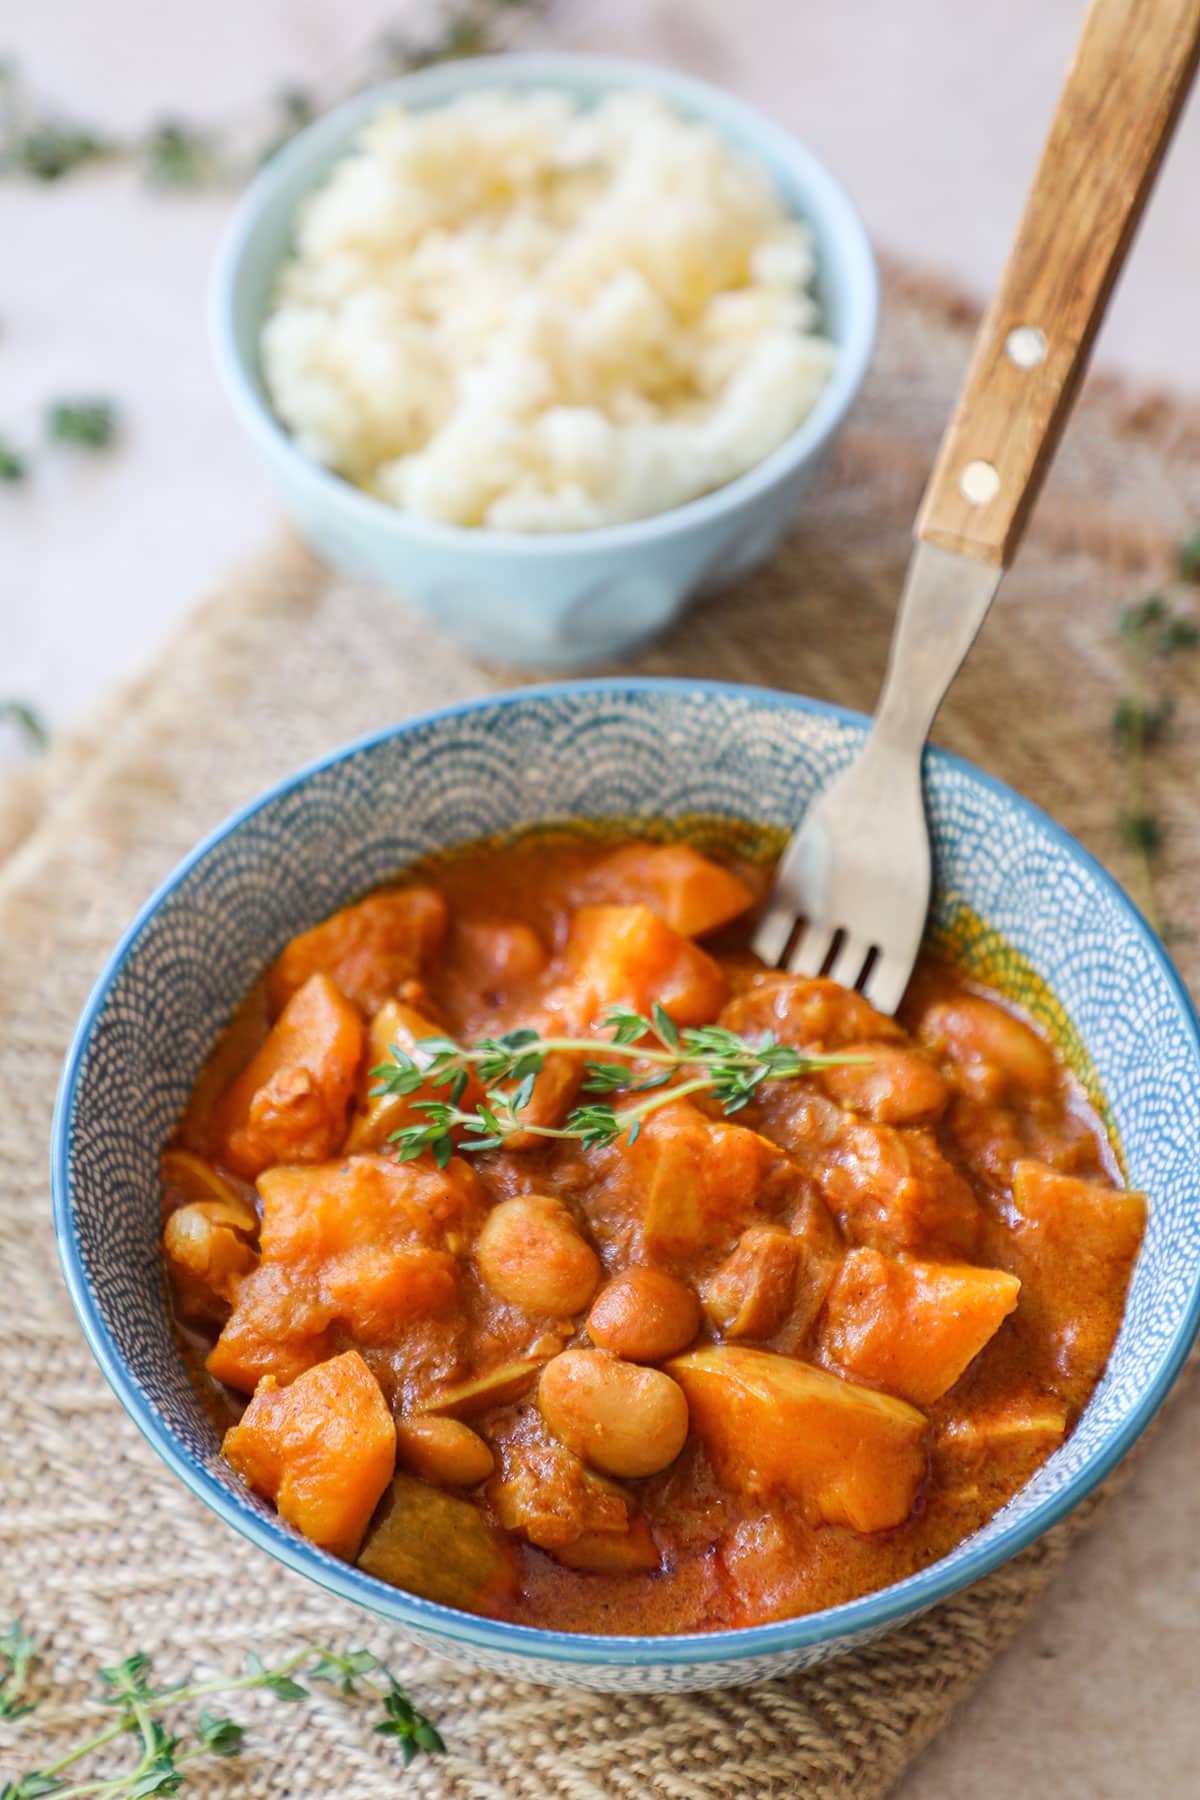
[209,54,878,670]
[53,681,1200,1692]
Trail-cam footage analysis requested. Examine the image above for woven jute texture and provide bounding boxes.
[3,266,1200,1798]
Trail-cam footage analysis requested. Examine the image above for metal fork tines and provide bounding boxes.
[752,545,1002,1016]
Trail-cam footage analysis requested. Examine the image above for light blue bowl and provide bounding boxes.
[209,55,878,670]
[53,682,1200,1691]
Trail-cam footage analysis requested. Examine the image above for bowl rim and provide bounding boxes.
[208,50,880,559]
[52,676,1200,1672]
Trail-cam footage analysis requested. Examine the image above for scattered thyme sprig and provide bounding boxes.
[0,1620,37,1721]
[0,700,49,755]
[1178,528,1200,585]
[0,438,26,482]
[371,1003,869,1164]
[0,1625,444,1799]
[1113,581,1199,938]
[0,0,550,189]
[1,396,122,488]
[46,400,118,449]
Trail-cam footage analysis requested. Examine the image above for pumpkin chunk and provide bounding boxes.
[259,1153,480,1262]
[267,887,448,1016]
[208,1155,476,1389]
[206,1264,333,1392]
[258,1156,465,1344]
[1010,1161,1146,1370]
[212,973,363,1179]
[818,1248,1021,1404]
[668,1345,927,1532]
[592,843,754,937]
[347,997,484,1153]
[508,1050,586,1149]
[561,904,728,1028]
[358,1471,518,1614]
[223,1350,396,1558]
[320,1243,458,1344]
[622,1102,778,1261]
[1011,1160,1146,1264]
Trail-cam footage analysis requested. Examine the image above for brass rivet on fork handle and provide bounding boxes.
[753,0,1200,1014]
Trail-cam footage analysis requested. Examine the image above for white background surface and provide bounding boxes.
[3,4,1198,1794]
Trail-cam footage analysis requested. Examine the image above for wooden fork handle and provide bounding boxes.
[916,0,1200,567]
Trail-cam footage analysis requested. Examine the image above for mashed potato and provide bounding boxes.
[262,89,835,532]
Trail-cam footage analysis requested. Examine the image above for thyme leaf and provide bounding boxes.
[0,439,27,481]
[46,399,118,448]
[0,701,49,754]
[0,1618,38,1720]
[374,1009,871,1163]
[1178,528,1200,585]
[1113,563,1199,938]
[1,1,550,190]
[373,1678,448,1765]
[1117,810,1163,856]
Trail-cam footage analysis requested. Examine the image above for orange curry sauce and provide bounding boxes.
[162,834,1145,1634]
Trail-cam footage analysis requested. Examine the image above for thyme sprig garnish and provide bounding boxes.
[372,1003,869,1163]
[1,0,550,188]
[0,1625,444,1799]
[1113,584,1199,938]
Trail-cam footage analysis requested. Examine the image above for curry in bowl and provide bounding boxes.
[162,833,1144,1635]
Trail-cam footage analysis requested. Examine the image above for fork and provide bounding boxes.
[754,0,1200,1015]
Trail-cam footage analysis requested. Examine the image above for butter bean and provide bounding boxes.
[477,1195,600,1316]
[538,1348,688,1478]
[395,1415,494,1487]
[587,1268,699,1362]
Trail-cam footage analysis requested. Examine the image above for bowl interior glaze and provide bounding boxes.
[53,681,1200,1691]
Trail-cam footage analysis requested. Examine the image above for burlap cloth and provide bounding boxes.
[3,265,1200,1797]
